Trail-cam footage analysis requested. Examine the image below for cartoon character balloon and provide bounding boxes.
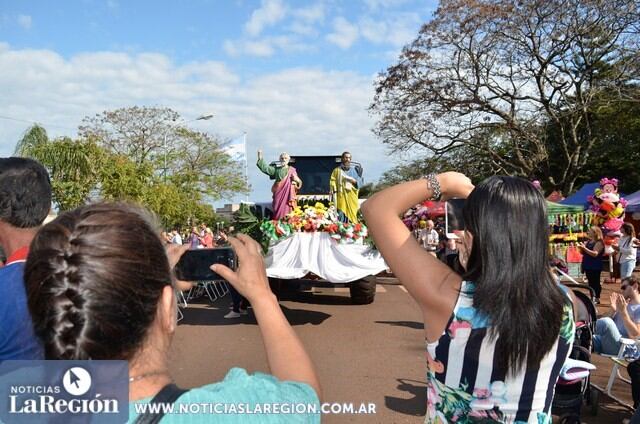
[587,177,627,234]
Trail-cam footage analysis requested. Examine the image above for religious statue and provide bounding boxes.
[329,151,363,223]
[256,150,302,220]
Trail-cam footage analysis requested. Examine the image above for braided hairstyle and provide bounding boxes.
[24,202,172,360]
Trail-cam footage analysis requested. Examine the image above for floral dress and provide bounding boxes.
[425,281,574,423]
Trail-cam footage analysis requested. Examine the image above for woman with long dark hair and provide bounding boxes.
[580,226,605,303]
[362,173,574,423]
[24,202,320,423]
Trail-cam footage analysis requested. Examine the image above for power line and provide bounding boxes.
[0,114,77,131]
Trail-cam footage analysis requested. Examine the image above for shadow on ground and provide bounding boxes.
[376,320,424,330]
[179,300,331,327]
[384,378,427,417]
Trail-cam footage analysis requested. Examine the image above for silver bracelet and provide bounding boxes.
[423,174,442,201]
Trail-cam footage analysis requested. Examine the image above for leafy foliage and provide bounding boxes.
[371,0,640,195]
[15,106,249,229]
[232,203,269,252]
[17,126,102,210]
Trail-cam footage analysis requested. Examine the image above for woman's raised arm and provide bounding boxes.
[361,173,473,337]
[212,235,321,398]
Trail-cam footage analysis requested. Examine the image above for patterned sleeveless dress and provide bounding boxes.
[424,281,575,423]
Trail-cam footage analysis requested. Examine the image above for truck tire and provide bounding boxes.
[350,277,376,304]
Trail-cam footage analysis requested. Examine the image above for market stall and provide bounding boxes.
[547,201,589,277]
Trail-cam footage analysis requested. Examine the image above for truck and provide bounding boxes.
[255,155,386,304]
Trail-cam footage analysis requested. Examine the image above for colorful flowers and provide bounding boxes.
[260,202,369,244]
[402,201,445,231]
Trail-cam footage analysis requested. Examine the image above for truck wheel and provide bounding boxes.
[350,277,376,304]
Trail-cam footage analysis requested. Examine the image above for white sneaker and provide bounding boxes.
[224,311,241,319]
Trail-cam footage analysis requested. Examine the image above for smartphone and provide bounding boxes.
[445,198,466,239]
[174,247,237,281]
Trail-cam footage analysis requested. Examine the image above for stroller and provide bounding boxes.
[551,277,600,424]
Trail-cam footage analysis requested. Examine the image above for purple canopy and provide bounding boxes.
[626,190,640,212]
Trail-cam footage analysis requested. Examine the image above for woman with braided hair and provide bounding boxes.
[24,202,320,423]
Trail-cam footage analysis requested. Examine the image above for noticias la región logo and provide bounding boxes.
[8,366,120,415]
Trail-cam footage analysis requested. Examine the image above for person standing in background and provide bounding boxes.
[418,220,439,256]
[580,226,605,304]
[188,226,200,249]
[0,157,51,359]
[614,223,639,279]
[171,229,183,245]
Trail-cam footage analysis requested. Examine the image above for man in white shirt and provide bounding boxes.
[171,229,183,245]
[419,220,439,256]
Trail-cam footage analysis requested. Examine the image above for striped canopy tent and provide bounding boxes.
[546,201,586,214]
[547,201,591,230]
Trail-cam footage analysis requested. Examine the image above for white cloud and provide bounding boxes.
[326,17,358,49]
[0,44,388,202]
[226,2,330,55]
[287,21,316,37]
[359,13,422,47]
[287,3,325,36]
[292,3,324,23]
[244,0,287,37]
[363,0,412,10]
[17,14,32,30]
[223,36,308,57]
[224,39,274,57]
[226,0,313,56]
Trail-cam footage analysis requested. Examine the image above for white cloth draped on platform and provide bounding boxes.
[264,232,387,283]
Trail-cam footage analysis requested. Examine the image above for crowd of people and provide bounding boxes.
[412,218,460,269]
[161,224,230,249]
[1,155,640,422]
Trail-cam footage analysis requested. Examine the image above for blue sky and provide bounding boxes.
[0,0,436,204]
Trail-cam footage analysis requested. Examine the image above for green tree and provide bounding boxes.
[98,152,220,229]
[373,143,497,192]
[16,125,103,210]
[14,124,49,156]
[545,86,640,193]
[79,106,179,165]
[79,106,248,200]
[99,153,153,202]
[169,128,248,201]
[371,0,640,195]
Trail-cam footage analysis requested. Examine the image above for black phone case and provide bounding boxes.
[174,248,236,281]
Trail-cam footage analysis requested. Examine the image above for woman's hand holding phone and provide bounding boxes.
[211,234,274,304]
[166,243,190,268]
[211,235,322,397]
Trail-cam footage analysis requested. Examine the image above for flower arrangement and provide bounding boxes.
[402,201,447,231]
[260,202,369,244]
[403,204,431,231]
